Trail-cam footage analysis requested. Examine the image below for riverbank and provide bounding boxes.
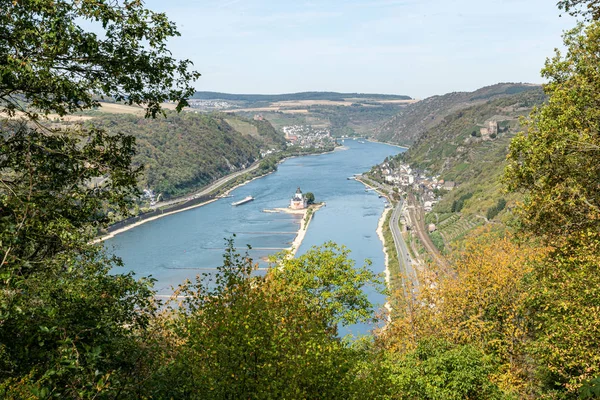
[366,138,409,150]
[95,147,343,243]
[263,203,324,256]
[376,207,393,320]
[93,197,220,243]
[94,172,274,243]
[289,203,324,256]
[354,175,394,320]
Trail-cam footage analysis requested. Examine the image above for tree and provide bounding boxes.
[381,228,547,397]
[270,242,383,327]
[505,22,600,243]
[149,241,383,398]
[0,0,199,396]
[486,198,507,220]
[505,21,600,396]
[387,339,503,400]
[0,0,199,119]
[557,0,600,20]
[305,191,316,204]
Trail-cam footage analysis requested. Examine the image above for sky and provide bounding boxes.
[144,0,577,98]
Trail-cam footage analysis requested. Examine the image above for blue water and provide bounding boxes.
[105,140,403,334]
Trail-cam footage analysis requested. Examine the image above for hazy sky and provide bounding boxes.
[144,0,577,98]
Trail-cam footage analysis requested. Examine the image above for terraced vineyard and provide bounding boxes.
[437,214,484,244]
[437,213,461,229]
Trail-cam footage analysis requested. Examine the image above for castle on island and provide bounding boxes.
[290,187,308,210]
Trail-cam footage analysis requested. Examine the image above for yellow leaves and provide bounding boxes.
[383,227,548,395]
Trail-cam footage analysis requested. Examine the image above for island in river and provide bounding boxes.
[104,139,404,332]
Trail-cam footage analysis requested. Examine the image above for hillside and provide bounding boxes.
[400,88,546,249]
[235,103,410,138]
[193,91,411,102]
[375,83,541,146]
[89,112,286,199]
[188,92,415,138]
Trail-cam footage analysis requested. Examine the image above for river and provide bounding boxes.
[105,139,404,334]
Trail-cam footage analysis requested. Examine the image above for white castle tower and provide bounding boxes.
[290,187,308,210]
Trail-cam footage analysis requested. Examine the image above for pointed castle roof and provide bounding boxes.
[292,187,304,201]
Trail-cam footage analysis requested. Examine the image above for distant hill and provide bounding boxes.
[374,83,540,146]
[192,91,412,102]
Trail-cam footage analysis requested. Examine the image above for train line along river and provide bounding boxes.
[105,139,404,334]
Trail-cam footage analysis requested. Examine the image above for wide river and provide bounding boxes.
[105,139,404,334]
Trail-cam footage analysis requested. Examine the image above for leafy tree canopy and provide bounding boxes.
[557,0,600,20]
[0,0,199,396]
[505,20,600,396]
[269,243,383,327]
[505,22,600,244]
[0,0,200,119]
[149,241,383,399]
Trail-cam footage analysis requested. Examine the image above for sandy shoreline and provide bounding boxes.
[376,207,392,287]
[93,170,278,243]
[376,207,393,319]
[366,138,409,150]
[290,204,324,256]
[264,204,324,257]
[354,176,393,319]
[95,147,347,243]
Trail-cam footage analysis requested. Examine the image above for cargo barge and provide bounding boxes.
[231,195,254,206]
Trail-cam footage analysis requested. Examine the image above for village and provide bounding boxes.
[187,99,238,110]
[369,159,456,213]
[282,124,336,149]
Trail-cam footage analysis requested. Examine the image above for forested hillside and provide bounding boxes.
[89,112,285,198]
[387,88,546,250]
[375,83,540,146]
[409,88,544,206]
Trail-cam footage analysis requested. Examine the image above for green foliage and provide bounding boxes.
[149,241,383,398]
[580,377,600,399]
[0,0,199,119]
[451,192,473,213]
[270,243,383,327]
[557,0,600,20]
[0,251,156,398]
[504,21,600,396]
[388,339,504,400]
[90,112,265,198]
[525,240,600,396]
[486,198,507,220]
[505,22,600,243]
[429,231,445,252]
[305,192,316,204]
[0,0,196,396]
[0,124,157,397]
[259,155,279,172]
[0,122,139,268]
